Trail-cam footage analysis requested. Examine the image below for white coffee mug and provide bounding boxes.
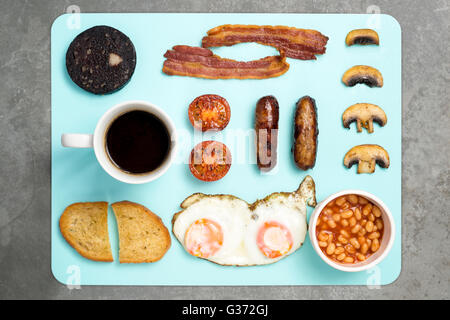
[61,100,177,184]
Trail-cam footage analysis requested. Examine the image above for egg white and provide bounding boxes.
[172,196,251,265]
[172,192,308,266]
[245,194,308,265]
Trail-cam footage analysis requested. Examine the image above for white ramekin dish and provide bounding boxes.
[309,190,395,272]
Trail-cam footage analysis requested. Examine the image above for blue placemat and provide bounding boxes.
[51,13,401,285]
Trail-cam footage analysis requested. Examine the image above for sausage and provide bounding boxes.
[293,96,318,170]
[255,95,279,171]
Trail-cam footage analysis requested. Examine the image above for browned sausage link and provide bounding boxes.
[293,96,318,170]
[255,95,279,171]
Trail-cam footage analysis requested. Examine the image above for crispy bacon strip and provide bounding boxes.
[202,24,329,60]
[162,45,290,79]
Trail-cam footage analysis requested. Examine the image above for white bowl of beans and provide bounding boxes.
[309,190,395,272]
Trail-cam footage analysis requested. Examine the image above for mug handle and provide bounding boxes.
[61,134,94,148]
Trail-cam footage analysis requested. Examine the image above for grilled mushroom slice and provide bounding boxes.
[342,65,383,87]
[344,144,390,174]
[342,103,387,133]
[346,29,379,46]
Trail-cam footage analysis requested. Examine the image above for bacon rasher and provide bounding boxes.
[202,25,329,60]
[162,45,290,79]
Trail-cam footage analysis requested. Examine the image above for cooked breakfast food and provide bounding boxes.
[163,24,328,79]
[316,194,384,263]
[60,201,171,263]
[172,176,316,266]
[59,202,113,262]
[66,25,136,94]
[342,65,383,87]
[189,140,232,182]
[202,24,329,60]
[342,103,387,133]
[345,29,379,46]
[188,94,231,131]
[344,144,390,174]
[255,95,279,172]
[111,201,171,263]
[162,45,289,79]
[293,96,318,170]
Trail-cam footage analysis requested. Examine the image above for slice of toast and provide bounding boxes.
[59,202,113,262]
[111,201,171,263]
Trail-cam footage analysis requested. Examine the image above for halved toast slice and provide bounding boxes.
[59,202,113,262]
[111,201,171,263]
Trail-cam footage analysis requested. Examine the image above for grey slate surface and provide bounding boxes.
[0,0,448,299]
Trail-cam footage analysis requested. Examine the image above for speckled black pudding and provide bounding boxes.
[66,25,136,94]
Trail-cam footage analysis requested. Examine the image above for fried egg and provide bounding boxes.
[172,176,316,266]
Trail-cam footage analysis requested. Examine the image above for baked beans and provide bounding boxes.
[316,194,384,264]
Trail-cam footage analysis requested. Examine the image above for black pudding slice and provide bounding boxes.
[66,25,136,94]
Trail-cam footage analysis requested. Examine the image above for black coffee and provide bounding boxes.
[106,110,170,174]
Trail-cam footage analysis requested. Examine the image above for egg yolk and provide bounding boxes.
[257,221,293,258]
[185,218,223,258]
